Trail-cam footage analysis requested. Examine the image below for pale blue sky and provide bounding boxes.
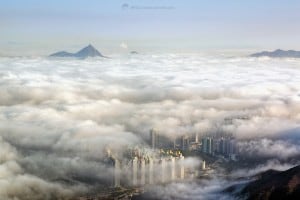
[1,0,300,55]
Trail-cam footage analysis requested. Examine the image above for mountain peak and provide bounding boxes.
[85,44,95,50]
[250,49,300,58]
[50,44,104,58]
[75,44,103,58]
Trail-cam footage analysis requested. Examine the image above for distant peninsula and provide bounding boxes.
[250,49,300,58]
[50,44,106,58]
[130,51,139,54]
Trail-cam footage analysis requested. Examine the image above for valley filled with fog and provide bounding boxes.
[0,53,300,199]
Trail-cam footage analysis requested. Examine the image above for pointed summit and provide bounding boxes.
[50,44,105,58]
[75,44,103,58]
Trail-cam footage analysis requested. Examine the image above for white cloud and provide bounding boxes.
[239,138,300,159]
[0,54,300,198]
[120,42,128,49]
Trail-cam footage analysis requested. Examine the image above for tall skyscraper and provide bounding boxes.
[207,138,213,155]
[195,133,199,143]
[148,157,154,184]
[114,158,121,187]
[132,157,138,186]
[150,129,158,149]
[202,160,206,170]
[180,155,185,179]
[202,137,213,155]
[161,158,166,183]
[171,157,176,181]
[181,136,190,150]
[202,138,207,153]
[140,158,146,185]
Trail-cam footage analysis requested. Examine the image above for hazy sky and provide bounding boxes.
[1,0,300,54]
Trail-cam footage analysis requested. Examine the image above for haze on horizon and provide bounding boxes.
[1,0,300,55]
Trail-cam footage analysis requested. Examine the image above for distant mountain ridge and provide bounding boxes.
[50,44,105,58]
[225,165,300,200]
[251,49,300,58]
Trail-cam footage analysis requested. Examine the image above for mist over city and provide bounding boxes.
[0,53,299,199]
[1,0,300,200]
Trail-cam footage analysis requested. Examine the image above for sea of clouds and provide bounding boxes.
[0,53,300,199]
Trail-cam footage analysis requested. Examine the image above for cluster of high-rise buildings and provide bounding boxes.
[105,147,187,188]
[150,129,238,160]
[102,129,237,189]
[150,128,200,151]
[201,136,237,159]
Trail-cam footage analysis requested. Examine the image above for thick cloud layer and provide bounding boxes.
[145,179,235,200]
[0,136,84,200]
[0,54,300,198]
[239,138,300,159]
